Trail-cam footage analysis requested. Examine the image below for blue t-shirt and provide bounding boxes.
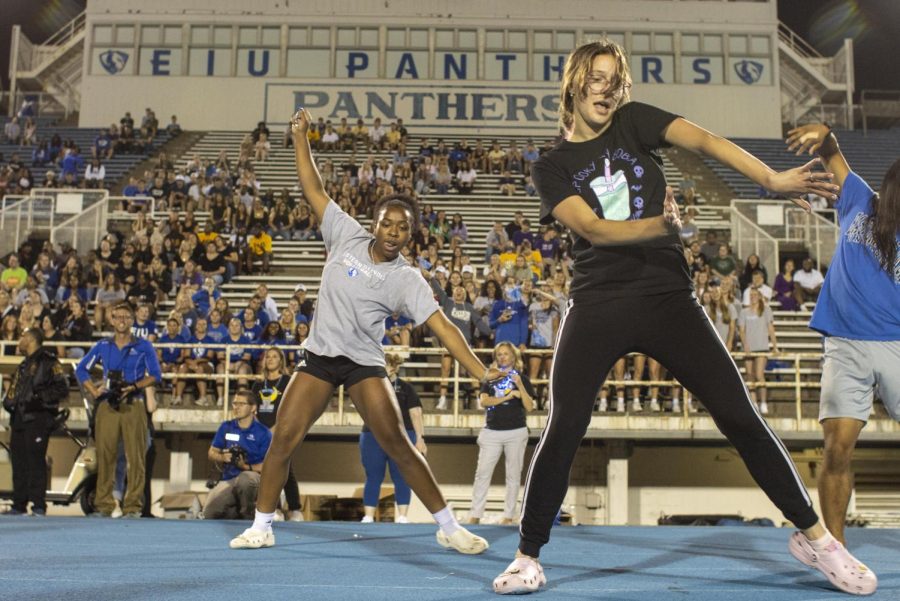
[382,314,412,344]
[158,333,186,364]
[225,334,251,363]
[206,324,228,343]
[211,419,272,481]
[131,320,157,340]
[809,172,900,340]
[189,335,216,361]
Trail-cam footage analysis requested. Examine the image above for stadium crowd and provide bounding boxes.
[0,112,827,417]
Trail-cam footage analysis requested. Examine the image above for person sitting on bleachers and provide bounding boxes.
[192,277,220,317]
[793,256,825,304]
[1,254,29,294]
[772,258,800,311]
[166,115,182,138]
[455,161,477,194]
[245,225,273,275]
[94,273,126,330]
[700,230,721,263]
[216,317,253,404]
[498,169,517,196]
[83,158,105,189]
[320,124,339,152]
[93,128,114,160]
[709,243,738,281]
[206,308,228,343]
[59,146,84,184]
[254,132,271,163]
[522,141,540,176]
[385,122,402,151]
[131,303,157,342]
[56,296,92,358]
[506,140,523,174]
[158,317,188,406]
[214,236,239,282]
[182,316,215,407]
[739,254,767,291]
[116,124,137,154]
[741,268,773,306]
[369,117,386,151]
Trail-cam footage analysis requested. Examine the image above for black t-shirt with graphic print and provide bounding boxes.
[531,102,691,299]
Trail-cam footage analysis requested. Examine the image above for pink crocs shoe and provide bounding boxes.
[788,531,877,595]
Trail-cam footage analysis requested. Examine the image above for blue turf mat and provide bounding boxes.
[0,518,896,600]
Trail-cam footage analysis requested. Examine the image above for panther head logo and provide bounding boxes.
[734,60,764,85]
[99,50,129,75]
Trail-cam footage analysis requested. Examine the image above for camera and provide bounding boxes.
[96,369,129,410]
[227,445,249,467]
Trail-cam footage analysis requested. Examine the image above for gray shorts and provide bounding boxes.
[819,337,900,423]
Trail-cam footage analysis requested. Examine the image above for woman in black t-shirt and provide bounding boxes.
[469,343,534,526]
[493,39,862,596]
[250,348,302,521]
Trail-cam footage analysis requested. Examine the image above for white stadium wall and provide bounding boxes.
[80,0,784,138]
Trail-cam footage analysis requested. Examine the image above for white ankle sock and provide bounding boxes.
[807,531,837,550]
[251,510,275,532]
[432,506,460,536]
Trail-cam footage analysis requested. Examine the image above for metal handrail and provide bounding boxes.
[0,341,835,430]
[778,21,822,59]
[41,11,87,49]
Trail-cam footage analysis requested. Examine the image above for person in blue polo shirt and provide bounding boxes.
[76,301,162,518]
[204,389,272,519]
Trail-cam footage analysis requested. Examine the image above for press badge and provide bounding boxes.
[225,433,241,442]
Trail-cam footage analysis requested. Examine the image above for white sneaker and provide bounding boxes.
[759,401,769,415]
[273,510,285,522]
[436,395,448,410]
[493,556,546,594]
[631,399,643,412]
[360,515,374,523]
[395,515,409,524]
[288,510,304,522]
[687,399,696,413]
[788,531,877,595]
[597,398,608,412]
[615,399,625,413]
[216,396,224,407]
[170,396,182,407]
[229,528,275,549]
[671,399,681,413]
[649,399,661,412]
[110,504,123,519]
[436,527,489,554]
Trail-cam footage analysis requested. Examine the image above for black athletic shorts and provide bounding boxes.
[294,349,386,388]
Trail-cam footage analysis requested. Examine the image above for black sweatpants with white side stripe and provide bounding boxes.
[518,290,819,558]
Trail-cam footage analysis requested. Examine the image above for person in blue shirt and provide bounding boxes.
[183,316,216,407]
[383,312,412,346]
[489,283,529,348]
[130,303,157,342]
[206,308,228,343]
[786,124,899,562]
[215,317,252,407]
[157,317,187,406]
[192,277,220,317]
[205,389,272,519]
[75,302,162,518]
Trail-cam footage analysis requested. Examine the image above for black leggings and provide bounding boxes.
[519,290,818,558]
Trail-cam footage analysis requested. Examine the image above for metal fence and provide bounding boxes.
[0,194,55,256]
[47,189,109,252]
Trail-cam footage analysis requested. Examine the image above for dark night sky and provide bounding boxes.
[1,0,897,97]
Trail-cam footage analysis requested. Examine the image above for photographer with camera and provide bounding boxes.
[2,328,69,516]
[75,302,161,518]
[204,389,272,519]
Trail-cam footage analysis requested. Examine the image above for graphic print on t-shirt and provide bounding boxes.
[589,158,630,221]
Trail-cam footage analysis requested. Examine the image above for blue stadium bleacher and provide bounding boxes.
[702,128,900,199]
[0,121,158,188]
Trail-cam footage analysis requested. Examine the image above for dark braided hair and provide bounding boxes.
[372,194,420,229]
